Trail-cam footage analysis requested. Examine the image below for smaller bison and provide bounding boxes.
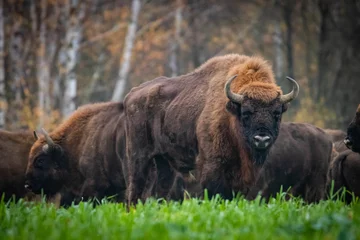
[25,102,127,206]
[0,130,35,201]
[246,122,332,203]
[324,129,346,143]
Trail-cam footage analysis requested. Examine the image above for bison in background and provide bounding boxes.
[124,54,299,204]
[25,102,127,206]
[0,130,35,201]
[328,104,360,203]
[246,122,332,203]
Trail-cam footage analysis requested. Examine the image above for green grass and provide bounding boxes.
[0,194,359,240]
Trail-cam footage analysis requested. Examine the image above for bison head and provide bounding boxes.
[225,76,299,163]
[25,129,68,196]
[344,105,360,153]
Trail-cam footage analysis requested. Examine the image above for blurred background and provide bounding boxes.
[1,0,359,131]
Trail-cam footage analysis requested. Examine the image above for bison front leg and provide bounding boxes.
[198,161,232,200]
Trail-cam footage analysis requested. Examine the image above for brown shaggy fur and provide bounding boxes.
[25,102,126,206]
[124,54,295,204]
[0,130,35,201]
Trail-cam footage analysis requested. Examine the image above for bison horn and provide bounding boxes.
[225,75,244,104]
[41,128,55,146]
[280,77,299,104]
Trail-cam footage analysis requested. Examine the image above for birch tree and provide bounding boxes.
[0,0,5,128]
[169,0,183,77]
[36,0,52,127]
[61,0,86,118]
[111,0,142,102]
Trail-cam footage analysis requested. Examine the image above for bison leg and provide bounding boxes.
[199,161,232,200]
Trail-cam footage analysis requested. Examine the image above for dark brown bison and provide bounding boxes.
[0,130,36,201]
[25,102,127,206]
[246,122,332,203]
[324,129,347,143]
[124,54,299,204]
[327,104,360,203]
[344,104,360,153]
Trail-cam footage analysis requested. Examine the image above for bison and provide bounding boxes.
[246,122,332,203]
[123,54,299,204]
[25,102,127,206]
[328,104,360,203]
[344,104,360,153]
[0,130,36,201]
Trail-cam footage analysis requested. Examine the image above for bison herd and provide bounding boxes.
[1,54,359,207]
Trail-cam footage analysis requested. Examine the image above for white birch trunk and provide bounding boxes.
[62,0,86,118]
[36,0,51,127]
[0,1,5,128]
[111,0,142,102]
[169,0,183,77]
[273,20,284,80]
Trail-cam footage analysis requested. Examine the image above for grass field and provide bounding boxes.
[0,193,359,240]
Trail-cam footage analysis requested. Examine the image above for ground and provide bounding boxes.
[0,192,359,240]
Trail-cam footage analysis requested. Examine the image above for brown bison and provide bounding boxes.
[246,122,332,203]
[0,130,35,201]
[344,104,360,153]
[25,102,127,206]
[123,54,299,204]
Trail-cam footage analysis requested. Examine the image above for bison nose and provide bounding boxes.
[344,138,352,149]
[253,135,271,149]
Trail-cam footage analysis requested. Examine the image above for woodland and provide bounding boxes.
[1,0,359,131]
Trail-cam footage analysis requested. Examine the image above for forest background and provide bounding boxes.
[1,0,359,131]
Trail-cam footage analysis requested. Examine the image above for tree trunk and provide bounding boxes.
[0,0,5,128]
[62,0,86,118]
[169,0,183,77]
[273,17,283,81]
[111,0,142,102]
[36,0,51,127]
[283,1,294,79]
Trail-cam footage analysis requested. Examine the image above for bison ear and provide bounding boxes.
[282,103,289,113]
[33,131,39,140]
[226,101,240,115]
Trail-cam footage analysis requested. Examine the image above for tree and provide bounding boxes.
[0,0,5,128]
[111,0,142,102]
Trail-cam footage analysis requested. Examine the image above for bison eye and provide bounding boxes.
[34,158,46,169]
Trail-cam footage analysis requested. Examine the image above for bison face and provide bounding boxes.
[345,107,360,153]
[227,98,288,163]
[225,75,299,164]
[25,144,67,196]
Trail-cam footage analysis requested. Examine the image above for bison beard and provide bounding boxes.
[124,54,299,204]
[25,102,127,206]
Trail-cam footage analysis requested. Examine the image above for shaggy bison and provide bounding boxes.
[124,54,299,204]
[25,102,127,206]
[247,122,332,203]
[0,130,35,201]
